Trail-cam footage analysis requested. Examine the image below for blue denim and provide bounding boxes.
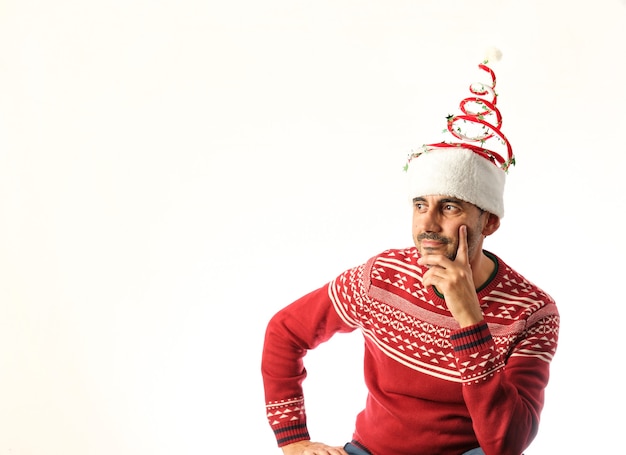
[343,443,370,455]
[343,442,485,455]
[461,449,485,455]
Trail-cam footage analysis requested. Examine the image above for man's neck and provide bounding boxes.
[472,251,496,290]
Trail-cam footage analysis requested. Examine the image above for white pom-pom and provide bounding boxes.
[484,47,503,63]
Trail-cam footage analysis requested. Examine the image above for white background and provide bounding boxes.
[1,0,625,453]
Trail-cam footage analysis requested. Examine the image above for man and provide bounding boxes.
[261,57,559,455]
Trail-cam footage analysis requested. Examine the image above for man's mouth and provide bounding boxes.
[417,234,450,248]
[420,239,446,249]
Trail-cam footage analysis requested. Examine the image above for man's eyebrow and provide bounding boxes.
[439,197,464,205]
[412,197,464,205]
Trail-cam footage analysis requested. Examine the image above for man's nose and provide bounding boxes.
[419,209,441,232]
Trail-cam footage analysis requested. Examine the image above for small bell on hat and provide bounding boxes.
[404,48,514,218]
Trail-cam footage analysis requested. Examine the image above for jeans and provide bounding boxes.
[343,442,485,455]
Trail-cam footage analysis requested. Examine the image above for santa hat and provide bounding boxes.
[404,48,515,218]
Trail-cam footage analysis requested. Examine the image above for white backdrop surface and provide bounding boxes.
[1,0,625,453]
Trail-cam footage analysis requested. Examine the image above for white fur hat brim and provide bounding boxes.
[406,147,506,218]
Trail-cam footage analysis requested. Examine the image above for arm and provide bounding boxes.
[451,313,559,455]
[261,283,356,449]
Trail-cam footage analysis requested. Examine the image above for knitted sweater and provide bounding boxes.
[262,248,559,455]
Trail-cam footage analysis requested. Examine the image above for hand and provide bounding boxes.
[281,440,348,455]
[417,225,484,327]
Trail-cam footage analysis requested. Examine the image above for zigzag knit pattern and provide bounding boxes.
[328,248,558,383]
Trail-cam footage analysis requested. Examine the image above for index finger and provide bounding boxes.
[455,224,469,264]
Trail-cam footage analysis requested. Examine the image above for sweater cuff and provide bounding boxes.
[275,423,310,447]
[450,321,492,354]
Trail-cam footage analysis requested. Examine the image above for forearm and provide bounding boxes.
[451,321,555,455]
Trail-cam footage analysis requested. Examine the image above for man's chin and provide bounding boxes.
[419,246,457,261]
[421,245,447,254]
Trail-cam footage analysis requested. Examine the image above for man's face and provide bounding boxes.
[411,195,488,261]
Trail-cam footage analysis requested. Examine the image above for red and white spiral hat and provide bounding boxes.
[405,48,514,218]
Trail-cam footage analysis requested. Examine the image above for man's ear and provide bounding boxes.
[482,213,500,236]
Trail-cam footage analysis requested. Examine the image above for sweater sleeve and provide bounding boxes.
[450,310,560,455]
[261,281,357,447]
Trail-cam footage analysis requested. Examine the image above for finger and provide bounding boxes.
[421,264,445,288]
[456,225,469,264]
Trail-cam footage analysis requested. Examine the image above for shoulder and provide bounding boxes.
[331,247,420,293]
[362,247,426,296]
[494,255,554,301]
[485,252,559,322]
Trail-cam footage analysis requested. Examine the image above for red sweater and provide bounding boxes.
[262,248,559,455]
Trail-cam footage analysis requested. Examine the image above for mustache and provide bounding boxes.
[417,233,452,244]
